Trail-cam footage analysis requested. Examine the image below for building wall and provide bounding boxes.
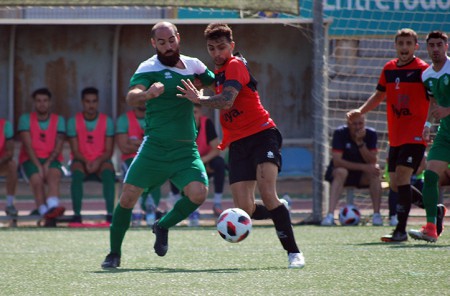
[2,23,314,140]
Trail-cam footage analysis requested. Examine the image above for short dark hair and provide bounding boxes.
[426,30,448,43]
[81,87,98,99]
[395,28,418,44]
[204,23,233,42]
[32,88,52,99]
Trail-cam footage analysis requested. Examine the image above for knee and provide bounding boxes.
[119,185,142,208]
[332,167,348,181]
[185,183,208,205]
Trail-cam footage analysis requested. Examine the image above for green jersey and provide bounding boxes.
[129,54,214,142]
[422,56,450,133]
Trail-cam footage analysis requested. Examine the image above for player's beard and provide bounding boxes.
[157,48,180,67]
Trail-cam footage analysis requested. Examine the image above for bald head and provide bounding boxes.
[151,21,178,39]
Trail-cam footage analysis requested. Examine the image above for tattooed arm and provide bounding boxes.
[177,79,239,110]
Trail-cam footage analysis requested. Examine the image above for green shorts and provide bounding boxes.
[427,131,450,163]
[70,159,114,181]
[124,138,208,192]
[20,158,62,179]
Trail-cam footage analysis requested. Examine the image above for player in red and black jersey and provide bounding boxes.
[347,28,445,242]
[177,23,304,269]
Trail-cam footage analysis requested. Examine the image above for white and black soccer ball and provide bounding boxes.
[339,204,361,226]
[216,208,252,243]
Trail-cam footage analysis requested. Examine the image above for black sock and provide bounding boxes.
[270,205,300,254]
[388,189,398,217]
[396,184,412,233]
[251,202,272,220]
[411,185,424,209]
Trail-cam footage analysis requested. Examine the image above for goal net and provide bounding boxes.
[300,1,450,220]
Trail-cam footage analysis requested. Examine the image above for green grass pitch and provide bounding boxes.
[0,225,449,295]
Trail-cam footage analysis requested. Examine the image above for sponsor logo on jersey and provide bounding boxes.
[223,109,243,123]
[267,151,274,159]
[444,75,449,86]
[164,72,172,79]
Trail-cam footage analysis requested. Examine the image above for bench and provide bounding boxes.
[279,147,313,178]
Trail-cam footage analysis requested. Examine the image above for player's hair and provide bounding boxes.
[426,30,448,43]
[150,21,178,39]
[395,28,418,44]
[204,23,233,42]
[32,87,52,99]
[81,87,98,99]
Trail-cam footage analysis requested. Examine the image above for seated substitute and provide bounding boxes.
[67,87,115,223]
[115,106,162,226]
[0,117,18,217]
[321,113,383,226]
[18,88,66,225]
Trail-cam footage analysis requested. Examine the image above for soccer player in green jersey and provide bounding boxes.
[409,31,449,242]
[101,21,215,269]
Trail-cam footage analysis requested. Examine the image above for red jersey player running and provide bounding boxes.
[177,23,304,269]
[348,28,446,242]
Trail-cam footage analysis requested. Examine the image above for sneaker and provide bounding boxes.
[408,222,438,243]
[288,252,305,269]
[153,220,169,256]
[380,230,407,242]
[44,218,57,227]
[372,213,383,226]
[188,210,200,227]
[70,215,82,223]
[437,204,447,236]
[212,204,223,217]
[5,205,18,217]
[44,206,65,219]
[320,213,336,226]
[101,253,121,269]
[281,194,292,211]
[389,215,398,227]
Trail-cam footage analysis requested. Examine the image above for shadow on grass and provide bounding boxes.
[92,266,285,274]
[352,242,450,249]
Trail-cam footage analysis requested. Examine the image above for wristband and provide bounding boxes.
[424,121,432,128]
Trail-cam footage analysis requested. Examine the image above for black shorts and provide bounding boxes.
[324,164,364,188]
[228,127,282,184]
[388,144,425,173]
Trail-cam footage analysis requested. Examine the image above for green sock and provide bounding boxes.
[110,204,132,255]
[158,195,200,229]
[423,170,439,224]
[150,187,161,207]
[71,170,85,215]
[101,170,116,214]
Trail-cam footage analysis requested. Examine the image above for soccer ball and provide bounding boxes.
[216,208,252,243]
[339,204,361,226]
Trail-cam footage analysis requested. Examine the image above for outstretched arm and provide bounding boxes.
[347,90,385,121]
[177,79,239,110]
